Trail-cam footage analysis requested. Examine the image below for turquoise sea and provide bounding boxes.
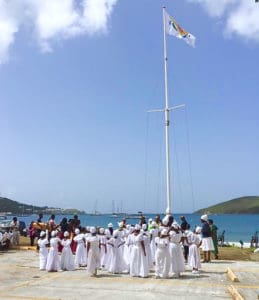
[17,213,259,243]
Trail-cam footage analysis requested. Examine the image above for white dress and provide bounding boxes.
[60,239,75,271]
[86,235,100,276]
[99,234,107,267]
[46,237,61,271]
[124,233,134,267]
[169,230,185,276]
[108,237,128,273]
[103,237,113,270]
[150,228,159,263]
[143,232,153,269]
[187,232,201,269]
[130,233,148,278]
[155,236,171,278]
[74,234,86,267]
[38,238,49,270]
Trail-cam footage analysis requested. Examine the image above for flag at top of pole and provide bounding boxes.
[165,10,196,47]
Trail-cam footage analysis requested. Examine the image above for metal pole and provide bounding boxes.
[163,7,172,215]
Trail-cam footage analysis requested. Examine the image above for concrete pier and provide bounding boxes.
[0,250,259,299]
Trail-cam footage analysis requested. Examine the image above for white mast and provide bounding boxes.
[163,6,171,215]
[148,7,185,215]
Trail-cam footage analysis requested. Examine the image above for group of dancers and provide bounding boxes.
[37,213,216,278]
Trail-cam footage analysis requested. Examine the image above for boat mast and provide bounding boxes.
[163,6,171,215]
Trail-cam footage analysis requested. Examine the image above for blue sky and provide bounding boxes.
[0,0,259,214]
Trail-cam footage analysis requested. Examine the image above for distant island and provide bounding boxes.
[0,197,85,215]
[195,196,259,214]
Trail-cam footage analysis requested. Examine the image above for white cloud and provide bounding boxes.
[226,1,259,42]
[187,0,259,43]
[0,1,19,64]
[187,0,237,17]
[0,0,118,63]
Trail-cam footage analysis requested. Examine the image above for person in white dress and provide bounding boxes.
[46,230,61,272]
[60,231,75,271]
[200,214,214,263]
[98,228,107,269]
[86,227,100,277]
[103,229,112,271]
[149,221,159,264]
[169,223,185,278]
[154,229,171,279]
[74,228,86,267]
[129,224,148,278]
[124,225,134,268]
[37,231,49,270]
[107,230,128,274]
[142,224,153,269]
[187,226,202,274]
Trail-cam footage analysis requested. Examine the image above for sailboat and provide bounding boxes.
[89,199,101,216]
[148,7,195,215]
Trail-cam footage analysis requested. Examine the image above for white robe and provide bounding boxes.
[124,233,134,266]
[188,232,201,269]
[130,233,148,278]
[150,228,159,263]
[74,234,86,266]
[98,235,107,267]
[86,235,100,276]
[107,237,128,273]
[143,232,153,269]
[103,237,113,270]
[169,231,185,275]
[46,237,61,271]
[60,239,75,271]
[155,236,170,278]
[38,238,49,270]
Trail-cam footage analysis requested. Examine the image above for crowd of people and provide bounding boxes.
[34,213,219,278]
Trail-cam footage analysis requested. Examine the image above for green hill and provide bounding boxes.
[195,196,259,214]
[0,197,84,215]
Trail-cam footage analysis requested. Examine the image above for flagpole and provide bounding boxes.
[163,6,172,215]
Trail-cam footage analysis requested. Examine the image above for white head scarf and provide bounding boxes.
[162,215,169,226]
[40,231,46,237]
[201,214,208,222]
[64,231,69,237]
[161,229,168,236]
[195,226,202,234]
[135,224,141,231]
[90,227,96,234]
[75,228,80,235]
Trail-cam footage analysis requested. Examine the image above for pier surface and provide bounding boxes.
[0,250,259,299]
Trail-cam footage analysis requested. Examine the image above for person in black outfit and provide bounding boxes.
[180,216,189,262]
[36,213,43,250]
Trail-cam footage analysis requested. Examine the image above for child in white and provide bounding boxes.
[74,228,86,267]
[61,231,75,271]
[155,229,170,278]
[86,227,100,276]
[37,231,49,270]
[187,226,202,274]
[46,230,61,272]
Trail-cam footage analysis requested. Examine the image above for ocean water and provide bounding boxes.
[17,213,259,243]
